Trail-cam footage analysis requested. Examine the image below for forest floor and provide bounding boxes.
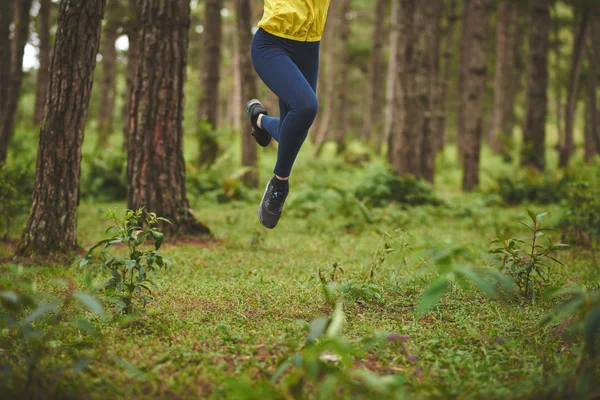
[1,136,599,399]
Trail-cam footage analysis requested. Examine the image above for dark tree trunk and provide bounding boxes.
[0,0,33,165]
[420,1,443,183]
[122,0,139,152]
[313,2,338,156]
[584,14,600,162]
[457,0,472,161]
[236,0,258,187]
[461,0,489,191]
[334,0,351,154]
[552,5,564,153]
[361,0,386,143]
[390,0,424,177]
[521,0,550,171]
[559,11,588,168]
[16,0,106,256]
[198,0,222,167]
[33,0,52,125]
[436,0,459,154]
[383,0,401,156]
[126,0,209,236]
[96,0,119,150]
[0,1,13,114]
[489,0,517,157]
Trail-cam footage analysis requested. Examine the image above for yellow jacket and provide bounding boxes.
[258,0,332,42]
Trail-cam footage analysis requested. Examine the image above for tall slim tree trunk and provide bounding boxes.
[96,0,119,150]
[552,5,564,152]
[198,0,222,167]
[420,1,443,183]
[457,0,472,160]
[361,0,386,143]
[0,0,33,165]
[521,0,551,171]
[313,3,338,155]
[16,0,106,256]
[461,0,489,191]
[584,19,600,162]
[436,0,459,154]
[123,0,139,152]
[236,0,258,187]
[334,0,351,154]
[127,0,209,236]
[559,11,588,167]
[33,0,52,125]
[383,0,401,156]
[390,0,424,177]
[0,1,13,113]
[489,0,517,156]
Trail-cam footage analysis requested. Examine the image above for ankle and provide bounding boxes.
[275,174,289,181]
[257,113,265,129]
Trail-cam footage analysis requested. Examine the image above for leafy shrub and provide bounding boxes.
[489,211,567,299]
[80,208,171,314]
[0,265,104,397]
[0,163,34,240]
[80,151,127,201]
[559,181,600,241]
[354,164,440,207]
[187,160,252,203]
[494,169,568,205]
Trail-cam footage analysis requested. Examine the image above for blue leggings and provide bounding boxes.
[251,28,320,177]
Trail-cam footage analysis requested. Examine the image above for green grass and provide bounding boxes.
[1,130,599,399]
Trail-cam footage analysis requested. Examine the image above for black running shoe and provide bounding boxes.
[258,178,288,229]
[245,99,271,147]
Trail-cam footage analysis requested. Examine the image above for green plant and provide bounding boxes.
[494,170,567,205]
[559,181,600,243]
[80,208,171,314]
[418,246,515,314]
[0,163,33,240]
[0,265,104,397]
[80,151,127,201]
[489,211,567,299]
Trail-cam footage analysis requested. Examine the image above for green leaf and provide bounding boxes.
[73,292,105,318]
[536,212,548,222]
[21,302,60,326]
[326,303,344,339]
[307,317,330,345]
[457,268,498,300]
[151,230,164,250]
[417,276,449,314]
[583,305,600,358]
[271,357,294,384]
[526,209,536,222]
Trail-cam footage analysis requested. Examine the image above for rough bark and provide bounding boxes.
[0,0,33,165]
[122,0,139,152]
[489,0,517,156]
[521,0,551,171]
[584,18,600,162]
[236,0,258,187]
[361,0,386,142]
[96,0,120,150]
[198,0,222,167]
[457,0,472,160]
[383,0,401,156]
[0,0,13,113]
[334,0,351,154]
[313,2,338,155]
[436,0,459,154]
[126,0,210,236]
[16,0,106,256]
[552,5,564,151]
[389,0,424,177]
[461,0,489,191]
[33,0,52,125]
[559,11,588,168]
[420,1,443,183]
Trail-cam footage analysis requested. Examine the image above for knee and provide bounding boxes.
[295,96,319,122]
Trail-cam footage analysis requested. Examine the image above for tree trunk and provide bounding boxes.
[436,0,459,154]
[126,0,210,236]
[0,0,13,114]
[198,0,222,167]
[122,0,139,152]
[0,0,33,165]
[334,0,351,154]
[236,0,259,187]
[420,1,443,183]
[96,0,119,150]
[489,0,517,156]
[521,0,551,171]
[383,0,401,156]
[16,0,106,257]
[313,2,338,155]
[361,0,386,143]
[457,0,472,161]
[552,5,564,153]
[559,11,588,168]
[461,0,489,191]
[33,0,52,125]
[389,0,424,177]
[584,17,600,162]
